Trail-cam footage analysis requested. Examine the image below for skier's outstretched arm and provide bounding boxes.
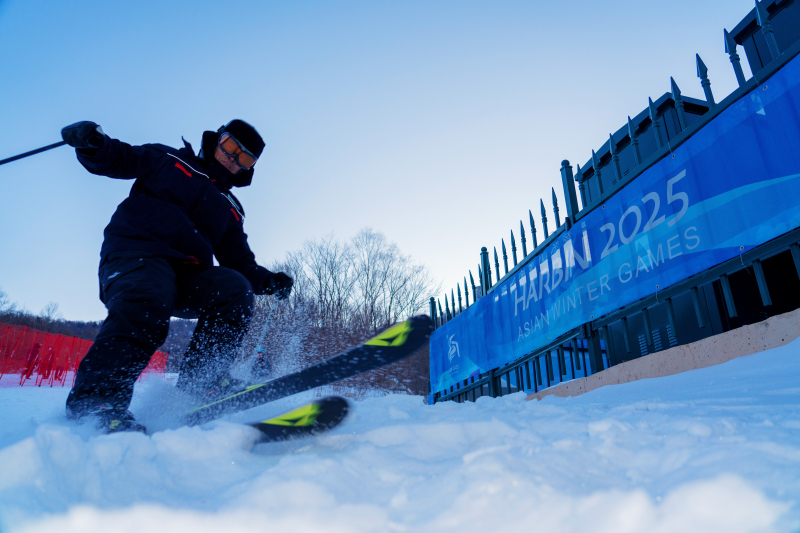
[62,121,152,180]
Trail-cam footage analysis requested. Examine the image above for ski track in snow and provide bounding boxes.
[2,340,800,532]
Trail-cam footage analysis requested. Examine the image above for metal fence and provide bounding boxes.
[0,322,167,387]
[430,0,800,403]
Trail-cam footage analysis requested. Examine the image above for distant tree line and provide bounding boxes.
[0,290,102,340]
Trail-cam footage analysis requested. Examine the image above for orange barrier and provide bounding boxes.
[0,322,167,387]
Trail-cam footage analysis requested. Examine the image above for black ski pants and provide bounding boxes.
[66,251,254,417]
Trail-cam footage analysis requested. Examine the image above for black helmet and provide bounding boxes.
[218,119,265,159]
[200,119,265,188]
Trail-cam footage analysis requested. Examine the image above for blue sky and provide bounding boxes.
[0,0,755,321]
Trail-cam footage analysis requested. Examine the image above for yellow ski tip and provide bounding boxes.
[363,320,413,347]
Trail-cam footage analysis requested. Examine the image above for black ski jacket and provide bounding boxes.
[76,135,273,294]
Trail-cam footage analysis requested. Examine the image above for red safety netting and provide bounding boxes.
[0,322,167,388]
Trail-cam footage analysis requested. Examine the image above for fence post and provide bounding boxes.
[429,297,437,328]
[608,134,622,184]
[697,54,716,107]
[628,116,642,166]
[591,149,604,195]
[529,210,538,248]
[575,164,589,207]
[584,324,605,374]
[724,28,747,87]
[520,221,528,257]
[752,260,773,307]
[551,188,561,228]
[755,0,780,60]
[648,97,664,149]
[560,160,580,225]
[540,199,549,239]
[720,274,738,317]
[665,297,679,341]
[480,247,491,291]
[470,270,478,302]
[487,368,496,397]
[510,230,518,266]
[602,325,614,367]
[790,243,800,280]
[690,286,706,328]
[671,77,688,132]
[642,307,654,351]
[621,316,632,354]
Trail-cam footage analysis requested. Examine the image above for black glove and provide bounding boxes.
[264,272,293,300]
[61,121,106,154]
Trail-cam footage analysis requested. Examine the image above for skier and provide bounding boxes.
[61,119,293,433]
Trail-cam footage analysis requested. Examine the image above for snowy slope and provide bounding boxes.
[1,339,799,533]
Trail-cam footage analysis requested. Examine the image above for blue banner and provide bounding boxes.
[431,52,800,393]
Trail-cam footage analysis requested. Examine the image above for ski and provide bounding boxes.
[184,314,432,426]
[249,396,349,443]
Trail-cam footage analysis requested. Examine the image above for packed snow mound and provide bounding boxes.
[2,338,800,533]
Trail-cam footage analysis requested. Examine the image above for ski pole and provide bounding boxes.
[0,141,67,167]
[253,299,278,358]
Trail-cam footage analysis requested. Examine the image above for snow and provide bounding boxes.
[2,339,800,533]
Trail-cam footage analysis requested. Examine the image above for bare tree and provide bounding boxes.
[350,228,438,333]
[240,228,440,395]
[40,301,61,320]
[0,287,17,315]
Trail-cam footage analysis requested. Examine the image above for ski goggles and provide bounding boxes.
[218,133,258,170]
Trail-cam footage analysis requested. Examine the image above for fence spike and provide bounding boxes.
[627,116,642,166]
[494,247,501,280]
[429,296,437,327]
[671,77,688,131]
[551,187,561,227]
[755,0,780,60]
[519,220,528,257]
[463,276,469,307]
[510,230,518,266]
[453,288,460,314]
[501,239,509,274]
[608,133,622,183]
[575,163,589,207]
[470,270,477,302]
[438,298,444,322]
[477,265,484,295]
[445,295,452,320]
[724,28,747,87]
[696,54,716,107]
[540,199,549,239]
[648,97,664,149]
[591,149,604,195]
[529,210,538,248]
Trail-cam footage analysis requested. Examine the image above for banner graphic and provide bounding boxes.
[431,53,800,393]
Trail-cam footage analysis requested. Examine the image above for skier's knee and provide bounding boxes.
[102,298,173,351]
[215,270,255,313]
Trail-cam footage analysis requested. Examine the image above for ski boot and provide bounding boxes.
[68,403,147,434]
